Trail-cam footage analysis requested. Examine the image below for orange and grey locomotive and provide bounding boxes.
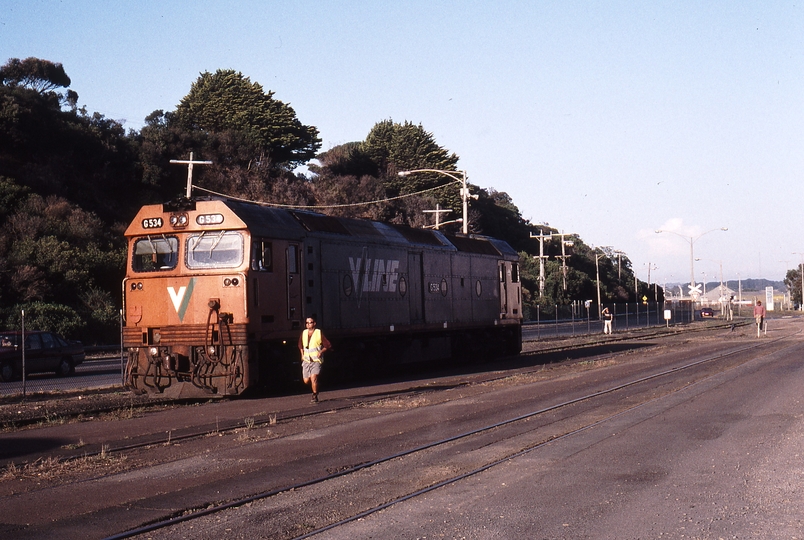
[123,197,522,397]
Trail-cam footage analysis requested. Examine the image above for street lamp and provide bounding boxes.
[644,262,658,301]
[397,169,475,234]
[654,227,728,295]
[594,248,609,317]
[695,257,725,301]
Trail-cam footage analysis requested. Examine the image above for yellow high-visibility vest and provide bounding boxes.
[302,329,324,363]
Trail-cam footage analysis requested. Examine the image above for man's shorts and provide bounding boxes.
[302,360,322,379]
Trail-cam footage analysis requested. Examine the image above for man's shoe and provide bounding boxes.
[311,393,319,403]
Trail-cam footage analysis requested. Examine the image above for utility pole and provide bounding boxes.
[529,230,550,297]
[423,204,452,230]
[613,250,626,281]
[554,232,576,291]
[170,152,213,198]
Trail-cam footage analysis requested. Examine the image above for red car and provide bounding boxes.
[0,331,85,381]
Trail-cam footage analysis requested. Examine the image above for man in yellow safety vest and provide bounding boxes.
[298,316,331,403]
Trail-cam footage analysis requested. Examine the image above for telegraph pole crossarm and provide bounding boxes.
[170,152,213,198]
[423,204,453,230]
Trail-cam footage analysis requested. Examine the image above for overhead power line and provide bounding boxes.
[193,179,460,210]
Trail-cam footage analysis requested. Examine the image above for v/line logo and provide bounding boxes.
[167,278,196,322]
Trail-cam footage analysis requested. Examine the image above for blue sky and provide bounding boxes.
[3,1,803,287]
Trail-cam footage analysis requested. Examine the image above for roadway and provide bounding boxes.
[0,356,124,396]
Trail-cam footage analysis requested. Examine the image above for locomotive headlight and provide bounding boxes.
[224,278,232,286]
[137,282,143,290]
[231,278,239,286]
[169,213,189,228]
[149,347,159,356]
[207,345,216,355]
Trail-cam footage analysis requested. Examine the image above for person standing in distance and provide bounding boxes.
[299,316,331,403]
[602,306,613,334]
[753,300,766,338]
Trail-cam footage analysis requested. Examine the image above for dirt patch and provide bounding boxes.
[0,389,170,431]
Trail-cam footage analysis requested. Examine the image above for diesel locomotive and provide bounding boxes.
[123,197,522,397]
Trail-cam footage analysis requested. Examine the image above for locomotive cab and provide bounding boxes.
[123,199,257,397]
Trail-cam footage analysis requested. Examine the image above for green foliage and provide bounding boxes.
[0,57,71,93]
[0,185,125,341]
[784,267,802,305]
[5,302,84,338]
[363,119,458,175]
[0,81,142,222]
[174,69,321,169]
[469,189,532,250]
[364,120,459,203]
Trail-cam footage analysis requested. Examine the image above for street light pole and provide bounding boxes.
[655,227,728,294]
[398,169,473,234]
[595,250,606,318]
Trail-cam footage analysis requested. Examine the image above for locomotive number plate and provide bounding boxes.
[142,217,163,229]
[196,213,224,225]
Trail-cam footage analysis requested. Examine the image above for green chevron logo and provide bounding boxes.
[167,278,196,322]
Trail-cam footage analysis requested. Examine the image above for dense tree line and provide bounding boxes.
[0,57,655,341]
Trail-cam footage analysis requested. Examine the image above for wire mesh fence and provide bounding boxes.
[524,301,700,339]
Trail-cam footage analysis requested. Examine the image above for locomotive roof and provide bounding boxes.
[226,200,516,257]
[128,198,517,258]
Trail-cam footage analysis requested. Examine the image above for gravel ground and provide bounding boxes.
[0,389,167,429]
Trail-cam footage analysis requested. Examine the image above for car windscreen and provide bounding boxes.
[132,236,179,272]
[0,334,19,347]
[186,231,244,269]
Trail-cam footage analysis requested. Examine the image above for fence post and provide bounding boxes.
[120,309,125,385]
[625,303,629,330]
[537,305,541,340]
[21,309,26,399]
[571,302,576,336]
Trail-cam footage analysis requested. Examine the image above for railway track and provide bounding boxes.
[0,319,743,468]
[98,325,799,540]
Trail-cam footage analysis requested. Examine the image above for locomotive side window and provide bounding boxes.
[287,245,299,274]
[132,236,179,272]
[186,231,244,269]
[251,240,273,272]
[511,262,520,283]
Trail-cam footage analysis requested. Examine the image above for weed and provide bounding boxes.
[61,439,86,450]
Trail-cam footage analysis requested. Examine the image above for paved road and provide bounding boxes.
[0,356,124,396]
